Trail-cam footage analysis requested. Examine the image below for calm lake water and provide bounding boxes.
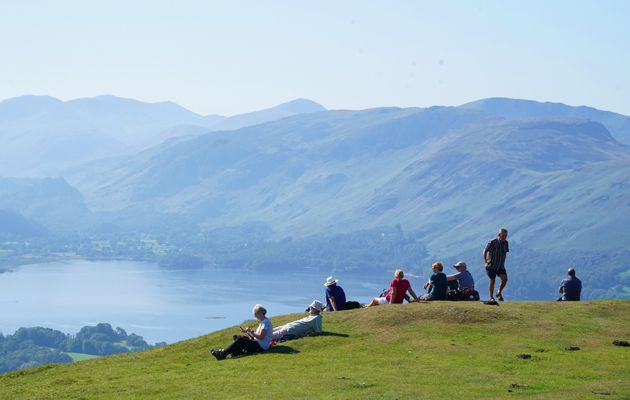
[0,260,385,343]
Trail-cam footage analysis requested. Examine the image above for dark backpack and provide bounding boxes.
[343,301,361,310]
[447,288,480,301]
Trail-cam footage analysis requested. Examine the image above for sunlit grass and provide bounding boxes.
[1,301,629,399]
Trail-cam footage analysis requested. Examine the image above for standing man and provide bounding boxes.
[482,228,509,303]
[324,276,346,311]
[558,267,582,301]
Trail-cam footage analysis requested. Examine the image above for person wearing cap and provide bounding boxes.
[324,276,347,311]
[368,269,419,306]
[447,261,475,291]
[272,300,324,341]
[211,304,273,360]
[558,267,582,301]
[483,228,510,303]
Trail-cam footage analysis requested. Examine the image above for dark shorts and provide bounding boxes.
[486,266,507,279]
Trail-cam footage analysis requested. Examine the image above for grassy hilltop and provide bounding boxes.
[1,301,629,399]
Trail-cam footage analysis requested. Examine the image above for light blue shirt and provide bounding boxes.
[255,317,273,350]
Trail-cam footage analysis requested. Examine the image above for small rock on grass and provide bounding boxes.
[565,346,580,351]
[612,340,630,347]
[516,354,531,359]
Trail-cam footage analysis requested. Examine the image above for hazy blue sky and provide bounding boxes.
[1,1,628,115]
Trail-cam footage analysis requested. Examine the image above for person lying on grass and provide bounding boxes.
[367,269,419,306]
[211,304,272,360]
[272,300,324,341]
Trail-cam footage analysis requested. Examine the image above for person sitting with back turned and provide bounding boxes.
[368,269,419,306]
[420,262,448,301]
[211,304,272,360]
[273,300,323,341]
[558,267,582,301]
[324,276,346,311]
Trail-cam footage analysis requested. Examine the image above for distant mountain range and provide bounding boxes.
[1,96,629,267]
[50,98,628,258]
[0,95,325,177]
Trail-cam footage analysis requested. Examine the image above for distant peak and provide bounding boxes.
[268,98,326,114]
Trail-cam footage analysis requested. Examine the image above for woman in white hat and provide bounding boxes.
[324,276,346,311]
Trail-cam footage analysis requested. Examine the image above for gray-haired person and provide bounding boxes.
[482,228,509,303]
[211,304,273,360]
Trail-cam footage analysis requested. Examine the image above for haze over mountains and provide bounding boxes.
[0,95,325,177]
[1,95,629,298]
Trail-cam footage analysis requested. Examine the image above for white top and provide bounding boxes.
[255,317,273,350]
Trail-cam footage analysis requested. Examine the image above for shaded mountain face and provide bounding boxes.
[461,97,630,145]
[68,104,630,255]
[0,210,46,238]
[0,96,326,177]
[0,177,89,230]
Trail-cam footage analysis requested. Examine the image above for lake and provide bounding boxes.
[0,260,388,343]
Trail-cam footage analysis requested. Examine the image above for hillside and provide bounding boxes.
[65,105,630,254]
[1,301,629,399]
[0,95,326,177]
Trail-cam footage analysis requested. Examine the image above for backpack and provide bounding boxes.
[447,288,480,301]
[343,301,361,310]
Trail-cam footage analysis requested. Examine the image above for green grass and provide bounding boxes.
[65,353,100,362]
[1,301,629,399]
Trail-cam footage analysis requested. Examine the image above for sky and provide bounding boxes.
[1,0,629,116]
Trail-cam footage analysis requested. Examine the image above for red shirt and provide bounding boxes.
[385,278,410,303]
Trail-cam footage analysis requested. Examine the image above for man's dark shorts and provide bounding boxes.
[486,267,507,279]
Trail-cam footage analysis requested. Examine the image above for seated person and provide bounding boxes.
[273,300,323,341]
[420,262,448,301]
[211,304,272,360]
[324,276,346,311]
[558,267,582,301]
[368,269,419,306]
[447,261,475,291]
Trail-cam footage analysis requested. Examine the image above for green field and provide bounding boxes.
[65,353,100,362]
[1,301,629,399]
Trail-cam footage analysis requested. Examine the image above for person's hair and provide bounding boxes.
[567,268,576,276]
[394,269,404,279]
[432,262,443,272]
[499,228,508,235]
[252,304,267,316]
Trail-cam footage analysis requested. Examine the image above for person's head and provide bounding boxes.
[453,261,467,271]
[567,267,576,277]
[394,269,404,279]
[252,304,267,320]
[308,300,324,315]
[498,228,508,241]
[432,262,444,272]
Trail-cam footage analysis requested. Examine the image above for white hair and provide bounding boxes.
[252,304,267,316]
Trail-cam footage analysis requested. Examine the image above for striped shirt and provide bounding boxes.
[484,238,509,271]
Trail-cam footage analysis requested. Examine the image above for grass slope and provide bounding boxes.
[1,301,629,399]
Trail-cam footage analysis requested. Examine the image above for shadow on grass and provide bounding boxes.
[321,332,349,338]
[268,345,300,355]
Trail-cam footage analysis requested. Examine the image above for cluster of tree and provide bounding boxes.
[0,323,160,373]
[2,223,630,301]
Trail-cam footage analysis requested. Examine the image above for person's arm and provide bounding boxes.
[390,287,398,304]
[407,286,419,301]
[446,274,457,281]
[483,241,492,267]
[329,296,338,311]
[559,280,565,294]
[247,327,266,340]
